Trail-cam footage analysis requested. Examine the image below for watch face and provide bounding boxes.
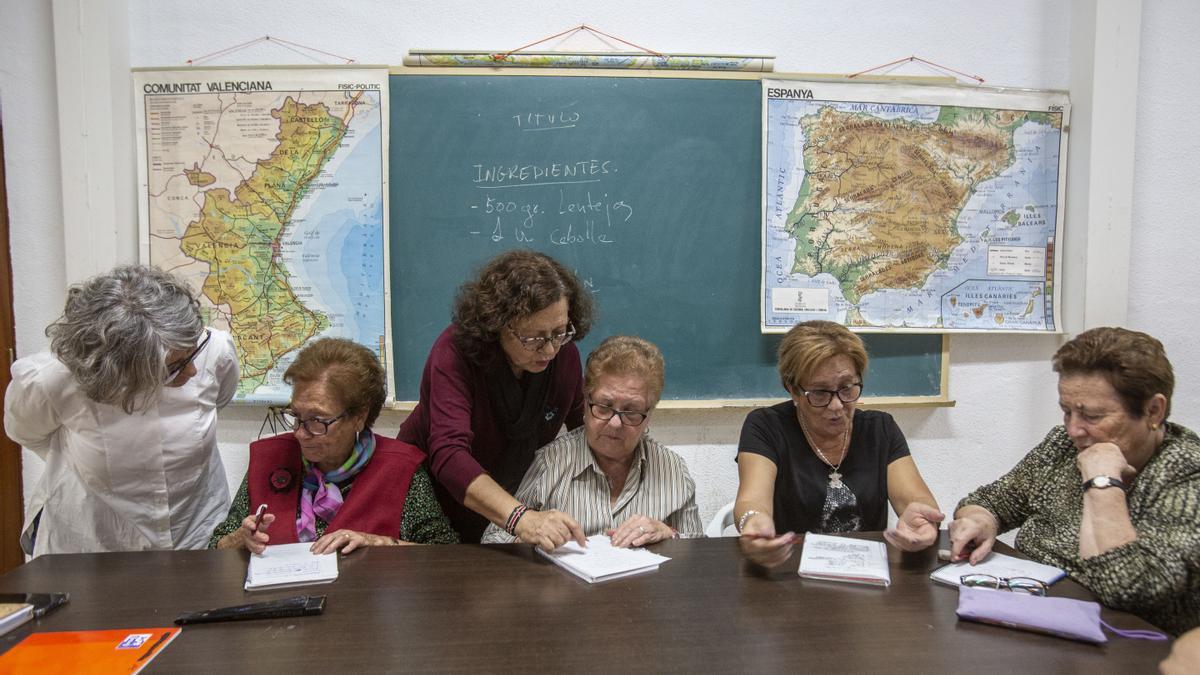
[1093,476,1113,488]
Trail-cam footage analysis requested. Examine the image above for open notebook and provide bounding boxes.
[245,542,339,591]
[931,551,1066,588]
[536,535,671,583]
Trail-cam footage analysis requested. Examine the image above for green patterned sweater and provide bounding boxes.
[959,423,1200,635]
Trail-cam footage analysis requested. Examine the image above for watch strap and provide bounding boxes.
[1082,475,1128,492]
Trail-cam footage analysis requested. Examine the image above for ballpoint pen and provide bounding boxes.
[739,532,798,543]
[252,503,268,532]
[135,631,170,663]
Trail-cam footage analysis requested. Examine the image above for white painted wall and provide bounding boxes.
[3,0,1198,533]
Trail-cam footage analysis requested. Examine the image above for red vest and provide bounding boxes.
[247,432,425,544]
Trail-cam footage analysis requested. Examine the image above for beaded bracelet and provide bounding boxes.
[736,509,761,533]
[505,504,529,536]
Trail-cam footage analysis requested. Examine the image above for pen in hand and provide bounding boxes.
[252,503,268,532]
[740,531,798,543]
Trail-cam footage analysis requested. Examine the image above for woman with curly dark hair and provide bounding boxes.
[398,250,595,548]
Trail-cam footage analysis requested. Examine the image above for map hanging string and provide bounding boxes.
[186,36,357,66]
[490,24,665,63]
[847,55,985,84]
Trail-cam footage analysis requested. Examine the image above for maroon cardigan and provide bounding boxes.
[248,432,423,544]
[397,324,584,541]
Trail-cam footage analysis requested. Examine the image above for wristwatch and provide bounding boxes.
[1082,475,1128,492]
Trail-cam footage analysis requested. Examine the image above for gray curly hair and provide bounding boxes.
[46,265,204,413]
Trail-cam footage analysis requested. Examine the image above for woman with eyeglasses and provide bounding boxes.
[210,338,457,552]
[482,336,702,546]
[398,249,595,548]
[734,320,941,568]
[4,265,238,555]
[951,327,1200,635]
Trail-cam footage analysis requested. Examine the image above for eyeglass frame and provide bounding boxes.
[165,328,213,383]
[278,408,350,437]
[505,322,577,352]
[795,381,864,408]
[587,400,650,426]
[959,573,1048,596]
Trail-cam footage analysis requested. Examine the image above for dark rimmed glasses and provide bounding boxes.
[960,574,1048,596]
[796,382,863,408]
[588,400,649,426]
[165,328,212,383]
[278,408,349,437]
[506,322,576,352]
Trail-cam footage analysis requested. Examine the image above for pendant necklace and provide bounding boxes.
[797,409,850,489]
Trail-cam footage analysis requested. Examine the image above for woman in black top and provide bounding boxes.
[734,321,942,568]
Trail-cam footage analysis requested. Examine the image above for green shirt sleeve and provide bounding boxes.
[956,427,1066,532]
[399,466,459,544]
[1071,467,1200,634]
[208,473,251,549]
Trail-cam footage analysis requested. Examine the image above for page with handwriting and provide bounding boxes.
[798,533,891,586]
[931,551,1066,587]
[245,542,338,591]
[537,535,670,583]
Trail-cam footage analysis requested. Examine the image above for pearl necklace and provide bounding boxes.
[797,408,850,489]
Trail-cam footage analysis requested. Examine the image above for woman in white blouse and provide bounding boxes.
[482,336,702,547]
[5,265,239,555]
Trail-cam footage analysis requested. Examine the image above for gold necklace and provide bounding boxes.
[797,408,850,489]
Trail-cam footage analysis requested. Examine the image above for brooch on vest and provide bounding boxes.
[270,468,294,492]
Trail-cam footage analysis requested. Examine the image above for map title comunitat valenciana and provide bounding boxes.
[142,81,275,94]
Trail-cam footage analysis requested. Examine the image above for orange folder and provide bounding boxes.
[0,627,180,674]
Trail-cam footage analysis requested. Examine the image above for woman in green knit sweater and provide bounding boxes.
[950,327,1199,635]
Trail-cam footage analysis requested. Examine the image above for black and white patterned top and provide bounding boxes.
[959,422,1200,635]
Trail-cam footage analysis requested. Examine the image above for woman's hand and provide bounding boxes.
[606,514,674,548]
[947,506,1000,564]
[310,529,397,554]
[884,502,945,552]
[737,512,797,569]
[1076,441,1137,483]
[515,509,587,552]
[219,513,275,554]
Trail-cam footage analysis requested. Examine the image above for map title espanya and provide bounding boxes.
[767,87,814,100]
[143,81,274,94]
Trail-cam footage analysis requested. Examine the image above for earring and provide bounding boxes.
[1150,423,1159,431]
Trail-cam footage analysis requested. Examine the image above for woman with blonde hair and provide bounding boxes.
[483,336,701,546]
[734,320,941,568]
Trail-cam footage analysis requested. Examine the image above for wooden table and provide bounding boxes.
[0,535,1169,673]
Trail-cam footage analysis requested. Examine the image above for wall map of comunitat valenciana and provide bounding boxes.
[135,68,390,402]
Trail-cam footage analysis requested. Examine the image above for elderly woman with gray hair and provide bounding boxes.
[482,336,702,547]
[4,265,239,555]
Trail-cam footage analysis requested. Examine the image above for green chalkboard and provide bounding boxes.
[388,73,945,402]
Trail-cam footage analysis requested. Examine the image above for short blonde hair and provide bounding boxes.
[777,321,867,394]
[585,336,665,407]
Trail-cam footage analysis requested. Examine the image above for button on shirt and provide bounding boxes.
[482,427,703,543]
[5,329,239,555]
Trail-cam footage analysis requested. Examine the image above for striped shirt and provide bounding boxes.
[482,427,703,543]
